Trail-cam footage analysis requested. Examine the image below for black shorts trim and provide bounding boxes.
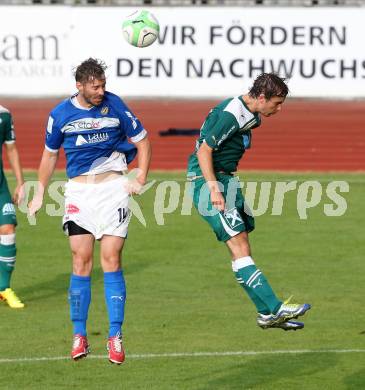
[63,221,92,236]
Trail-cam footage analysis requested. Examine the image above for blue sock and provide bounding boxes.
[68,274,91,337]
[104,270,126,338]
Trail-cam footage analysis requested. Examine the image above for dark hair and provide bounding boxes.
[74,58,107,83]
[249,73,289,100]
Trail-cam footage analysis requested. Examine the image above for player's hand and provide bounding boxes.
[12,184,25,206]
[124,169,147,195]
[125,178,144,195]
[210,190,225,212]
[28,194,44,216]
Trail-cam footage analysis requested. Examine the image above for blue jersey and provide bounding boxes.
[45,91,145,178]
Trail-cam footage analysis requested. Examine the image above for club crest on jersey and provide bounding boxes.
[2,203,16,216]
[101,106,109,115]
[223,208,244,229]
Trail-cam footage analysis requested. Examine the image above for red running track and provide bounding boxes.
[3,98,365,171]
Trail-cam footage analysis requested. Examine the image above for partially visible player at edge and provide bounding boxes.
[0,105,25,309]
[28,58,151,364]
[187,73,311,331]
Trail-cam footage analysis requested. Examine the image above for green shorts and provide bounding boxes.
[190,174,254,242]
[0,184,17,226]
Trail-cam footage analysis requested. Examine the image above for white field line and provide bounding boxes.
[0,349,364,364]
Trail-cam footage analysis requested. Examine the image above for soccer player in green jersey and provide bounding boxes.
[0,105,25,309]
[187,73,311,330]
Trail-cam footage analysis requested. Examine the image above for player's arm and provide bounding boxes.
[197,112,238,212]
[36,148,59,190]
[119,98,152,194]
[28,149,59,216]
[2,112,24,205]
[133,136,151,188]
[5,142,24,206]
[126,136,151,195]
[5,142,24,205]
[29,113,63,215]
[197,142,225,212]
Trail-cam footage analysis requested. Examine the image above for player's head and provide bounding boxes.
[249,73,289,117]
[74,58,107,107]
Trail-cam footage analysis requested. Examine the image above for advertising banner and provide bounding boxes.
[0,6,364,97]
[0,6,72,96]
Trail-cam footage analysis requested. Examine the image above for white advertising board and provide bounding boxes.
[0,6,72,96]
[0,6,364,97]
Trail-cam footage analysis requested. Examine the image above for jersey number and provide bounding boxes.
[118,207,128,223]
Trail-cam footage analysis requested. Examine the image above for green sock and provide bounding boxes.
[0,241,16,291]
[241,284,271,315]
[232,257,282,314]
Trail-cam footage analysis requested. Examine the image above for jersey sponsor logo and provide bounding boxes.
[125,111,137,130]
[66,204,80,214]
[71,120,99,130]
[216,126,236,147]
[101,106,109,115]
[223,207,244,229]
[61,117,120,133]
[75,132,109,146]
[88,133,109,143]
[2,203,15,216]
[75,135,88,146]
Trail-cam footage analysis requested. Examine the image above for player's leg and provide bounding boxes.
[95,175,130,364]
[0,186,23,308]
[192,175,310,328]
[192,176,278,318]
[67,224,94,360]
[0,223,24,309]
[100,235,126,365]
[227,233,304,330]
[226,232,310,328]
[226,232,282,314]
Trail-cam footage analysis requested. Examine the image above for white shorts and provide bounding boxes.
[63,176,131,239]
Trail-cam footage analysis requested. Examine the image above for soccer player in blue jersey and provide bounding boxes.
[29,58,151,364]
[187,73,311,331]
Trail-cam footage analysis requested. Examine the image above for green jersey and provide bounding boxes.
[187,96,261,177]
[0,105,16,186]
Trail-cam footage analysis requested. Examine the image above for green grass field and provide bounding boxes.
[1,172,364,390]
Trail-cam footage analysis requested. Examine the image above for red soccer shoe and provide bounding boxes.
[107,335,125,365]
[71,334,90,361]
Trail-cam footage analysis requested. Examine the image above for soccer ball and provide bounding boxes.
[122,10,160,48]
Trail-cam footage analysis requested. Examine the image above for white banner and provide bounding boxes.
[0,6,364,97]
[0,6,72,96]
